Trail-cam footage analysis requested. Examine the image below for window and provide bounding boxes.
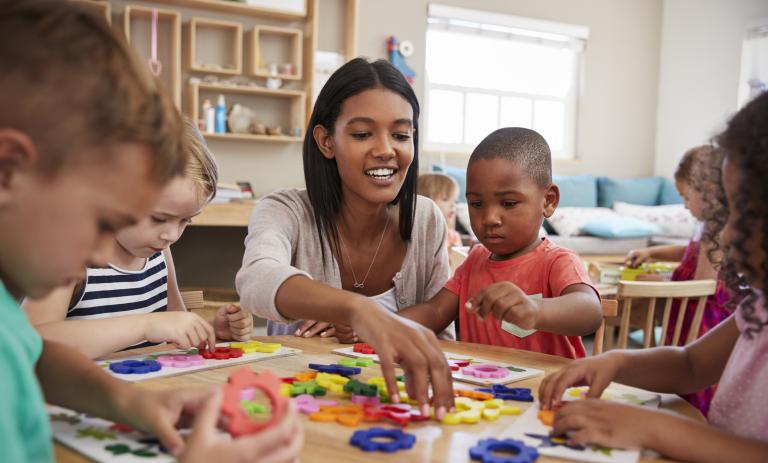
[424,4,588,159]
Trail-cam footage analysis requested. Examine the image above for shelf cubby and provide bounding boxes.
[123,5,182,106]
[187,17,243,76]
[188,82,305,143]
[250,26,303,81]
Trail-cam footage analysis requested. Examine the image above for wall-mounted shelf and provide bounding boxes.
[148,0,306,20]
[70,0,111,23]
[250,25,303,81]
[189,82,305,143]
[123,5,181,106]
[188,17,243,75]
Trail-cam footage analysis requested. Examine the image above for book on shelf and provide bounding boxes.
[212,182,255,203]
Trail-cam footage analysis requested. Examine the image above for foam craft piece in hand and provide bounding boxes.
[221,367,286,436]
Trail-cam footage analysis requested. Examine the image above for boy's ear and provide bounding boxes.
[0,129,38,200]
[543,183,559,218]
[312,124,335,160]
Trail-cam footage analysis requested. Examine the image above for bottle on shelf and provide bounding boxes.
[215,94,227,134]
[202,99,215,134]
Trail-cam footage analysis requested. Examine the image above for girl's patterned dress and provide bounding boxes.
[665,240,731,416]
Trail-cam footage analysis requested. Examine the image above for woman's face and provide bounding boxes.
[314,88,415,206]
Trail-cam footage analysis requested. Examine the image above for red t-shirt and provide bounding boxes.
[445,238,594,359]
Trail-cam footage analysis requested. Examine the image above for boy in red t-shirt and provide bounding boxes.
[402,127,601,358]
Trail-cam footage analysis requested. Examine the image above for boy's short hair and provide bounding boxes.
[418,173,458,201]
[0,0,185,183]
[183,118,218,201]
[468,127,552,187]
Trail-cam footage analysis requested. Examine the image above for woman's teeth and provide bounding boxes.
[365,168,395,179]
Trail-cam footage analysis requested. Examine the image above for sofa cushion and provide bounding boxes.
[548,207,617,237]
[659,178,684,205]
[597,176,664,207]
[553,174,598,208]
[431,164,467,200]
[613,201,696,238]
[580,216,660,239]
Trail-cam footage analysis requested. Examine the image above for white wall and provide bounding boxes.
[654,0,768,178]
[356,0,663,179]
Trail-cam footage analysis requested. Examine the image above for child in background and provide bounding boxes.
[418,173,462,249]
[538,92,768,462]
[625,145,731,415]
[24,120,253,359]
[0,2,300,461]
[402,128,602,359]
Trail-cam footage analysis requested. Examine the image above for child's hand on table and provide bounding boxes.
[538,353,623,410]
[625,248,652,268]
[179,390,304,463]
[333,323,359,343]
[144,312,217,351]
[552,399,659,450]
[213,304,254,341]
[465,282,540,329]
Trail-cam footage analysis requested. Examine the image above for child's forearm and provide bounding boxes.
[647,245,687,262]
[535,291,602,336]
[36,340,136,423]
[35,315,152,359]
[644,409,768,463]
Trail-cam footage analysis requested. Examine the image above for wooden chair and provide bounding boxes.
[180,290,205,310]
[609,280,717,350]
[593,299,618,356]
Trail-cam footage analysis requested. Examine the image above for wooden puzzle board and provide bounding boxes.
[97,343,300,382]
[333,347,543,386]
[505,386,661,463]
[49,405,181,462]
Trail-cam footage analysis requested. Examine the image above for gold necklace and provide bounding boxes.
[338,213,390,289]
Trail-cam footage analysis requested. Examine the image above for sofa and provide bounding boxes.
[432,166,695,255]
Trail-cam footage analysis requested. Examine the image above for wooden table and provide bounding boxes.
[55,337,701,463]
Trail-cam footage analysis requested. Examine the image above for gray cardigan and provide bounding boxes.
[235,188,455,339]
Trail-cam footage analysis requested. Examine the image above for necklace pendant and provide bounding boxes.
[353,283,364,289]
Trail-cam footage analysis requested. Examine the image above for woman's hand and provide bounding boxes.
[213,304,254,341]
[348,300,454,419]
[144,312,217,351]
[294,319,335,338]
[538,352,624,410]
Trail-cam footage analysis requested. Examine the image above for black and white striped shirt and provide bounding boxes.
[68,252,168,348]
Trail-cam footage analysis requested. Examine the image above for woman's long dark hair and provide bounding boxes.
[303,58,419,262]
[717,91,768,337]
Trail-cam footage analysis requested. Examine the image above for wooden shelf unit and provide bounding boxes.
[123,5,182,107]
[147,0,306,20]
[187,17,243,75]
[250,25,303,81]
[70,0,111,23]
[189,82,306,142]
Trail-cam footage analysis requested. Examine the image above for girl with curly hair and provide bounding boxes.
[537,91,768,462]
[626,145,732,415]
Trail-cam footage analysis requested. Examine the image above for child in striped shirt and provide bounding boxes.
[24,120,253,358]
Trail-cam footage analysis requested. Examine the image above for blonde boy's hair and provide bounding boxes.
[418,173,459,201]
[183,118,218,200]
[0,0,185,184]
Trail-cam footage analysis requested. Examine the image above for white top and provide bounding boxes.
[370,287,398,314]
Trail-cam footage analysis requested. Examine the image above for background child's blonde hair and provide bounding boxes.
[418,173,459,200]
[183,118,218,201]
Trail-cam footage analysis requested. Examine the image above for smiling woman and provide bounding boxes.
[235,58,457,416]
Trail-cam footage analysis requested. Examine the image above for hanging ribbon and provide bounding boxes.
[147,9,162,76]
